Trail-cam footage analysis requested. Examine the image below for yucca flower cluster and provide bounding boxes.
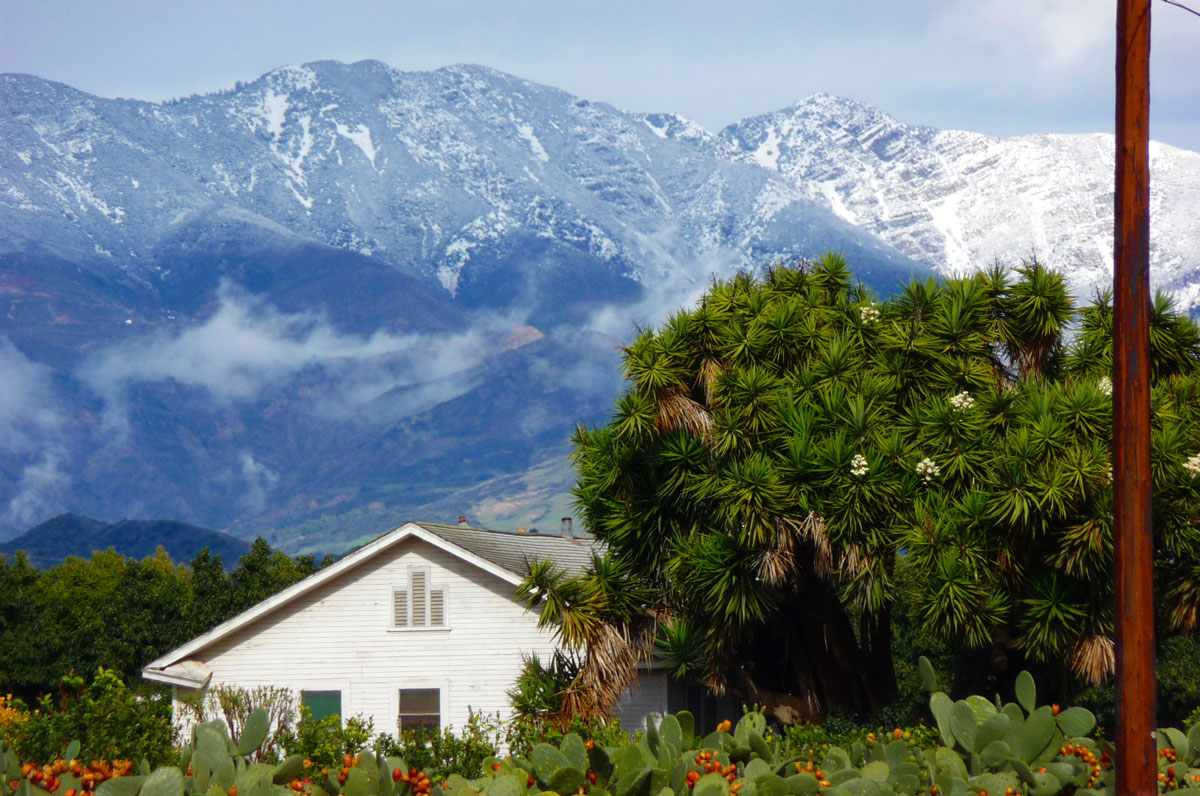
[859,304,881,324]
[1186,453,1200,477]
[949,391,975,411]
[850,454,869,477]
[1098,376,1113,396]
[915,457,941,482]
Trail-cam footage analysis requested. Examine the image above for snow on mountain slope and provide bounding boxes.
[719,93,1200,307]
[0,63,919,313]
[4,63,1199,545]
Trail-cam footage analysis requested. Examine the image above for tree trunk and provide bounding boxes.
[724,576,898,724]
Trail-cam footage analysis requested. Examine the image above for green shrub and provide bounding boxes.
[374,712,503,782]
[503,713,632,760]
[277,707,373,768]
[0,668,176,765]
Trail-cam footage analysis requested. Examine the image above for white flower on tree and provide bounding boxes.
[1098,376,1113,396]
[949,391,975,412]
[859,304,881,325]
[1186,453,1200,477]
[850,454,869,477]
[915,457,941,482]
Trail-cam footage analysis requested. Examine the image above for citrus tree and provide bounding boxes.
[519,254,1200,724]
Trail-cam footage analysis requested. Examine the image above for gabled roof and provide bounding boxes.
[142,521,600,687]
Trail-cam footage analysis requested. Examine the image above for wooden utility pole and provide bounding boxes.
[1113,1,1155,795]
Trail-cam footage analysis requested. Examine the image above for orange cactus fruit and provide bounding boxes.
[229,788,238,796]
[893,728,902,740]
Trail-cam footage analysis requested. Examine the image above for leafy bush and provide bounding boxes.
[507,653,579,722]
[1157,636,1200,728]
[0,668,177,765]
[373,713,503,782]
[277,707,374,769]
[503,713,632,760]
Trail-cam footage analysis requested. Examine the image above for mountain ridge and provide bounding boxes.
[1,60,1198,549]
[0,513,252,568]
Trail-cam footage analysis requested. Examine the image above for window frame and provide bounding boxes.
[296,680,352,725]
[394,682,447,733]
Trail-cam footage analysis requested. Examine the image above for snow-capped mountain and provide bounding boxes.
[717,93,1200,305]
[2,60,1198,549]
[1,61,918,322]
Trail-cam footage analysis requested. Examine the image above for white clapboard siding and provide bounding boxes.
[178,537,562,735]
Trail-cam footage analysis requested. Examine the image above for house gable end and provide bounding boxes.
[142,523,527,683]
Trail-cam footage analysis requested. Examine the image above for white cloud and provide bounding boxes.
[0,338,70,527]
[78,281,536,433]
[954,0,1114,72]
[81,282,440,403]
[238,451,279,512]
[7,452,71,527]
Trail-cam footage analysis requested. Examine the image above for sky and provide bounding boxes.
[1,0,1198,152]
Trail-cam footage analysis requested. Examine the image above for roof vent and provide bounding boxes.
[516,527,527,534]
[529,527,539,534]
[457,515,468,527]
[561,517,574,538]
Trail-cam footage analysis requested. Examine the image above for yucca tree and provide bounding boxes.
[520,254,1200,723]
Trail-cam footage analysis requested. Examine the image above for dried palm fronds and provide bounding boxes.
[656,389,712,436]
[1069,634,1114,684]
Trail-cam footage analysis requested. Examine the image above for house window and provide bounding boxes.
[399,688,440,732]
[393,569,445,629]
[301,690,342,722]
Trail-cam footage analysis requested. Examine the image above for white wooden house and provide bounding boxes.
[141,520,683,736]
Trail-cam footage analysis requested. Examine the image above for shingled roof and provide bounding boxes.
[415,522,598,577]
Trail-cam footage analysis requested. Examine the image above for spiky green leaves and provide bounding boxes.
[549,254,1200,717]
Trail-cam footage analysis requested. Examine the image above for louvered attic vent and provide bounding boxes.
[393,570,445,629]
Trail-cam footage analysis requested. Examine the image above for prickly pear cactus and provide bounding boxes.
[5,683,1200,796]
